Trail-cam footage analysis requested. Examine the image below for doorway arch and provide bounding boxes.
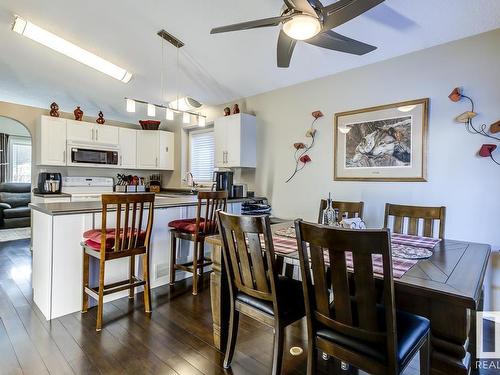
[0,116,32,183]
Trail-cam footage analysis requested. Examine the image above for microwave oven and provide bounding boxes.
[67,142,119,167]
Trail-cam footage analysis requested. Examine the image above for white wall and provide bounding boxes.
[222,29,500,247]
[0,117,30,137]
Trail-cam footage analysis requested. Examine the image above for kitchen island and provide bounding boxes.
[30,194,249,320]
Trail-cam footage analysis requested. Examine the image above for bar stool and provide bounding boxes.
[168,191,228,295]
[81,193,155,331]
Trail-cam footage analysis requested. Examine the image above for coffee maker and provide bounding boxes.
[36,172,62,194]
[212,170,234,198]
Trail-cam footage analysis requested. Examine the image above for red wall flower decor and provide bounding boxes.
[286,111,323,183]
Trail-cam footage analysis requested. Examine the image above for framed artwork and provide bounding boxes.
[334,98,429,181]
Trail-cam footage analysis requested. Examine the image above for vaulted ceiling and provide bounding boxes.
[0,0,499,123]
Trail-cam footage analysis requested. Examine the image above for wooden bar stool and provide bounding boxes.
[169,191,227,295]
[318,199,364,224]
[295,219,430,375]
[384,203,446,238]
[81,193,155,331]
[217,211,305,375]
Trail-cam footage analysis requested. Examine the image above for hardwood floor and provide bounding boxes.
[0,238,496,375]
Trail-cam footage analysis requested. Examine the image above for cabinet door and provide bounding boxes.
[38,117,67,165]
[214,117,228,167]
[118,128,137,168]
[94,125,119,145]
[225,120,241,167]
[159,132,175,170]
[136,131,159,169]
[66,120,93,143]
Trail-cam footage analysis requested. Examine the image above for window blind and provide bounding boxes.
[189,130,214,182]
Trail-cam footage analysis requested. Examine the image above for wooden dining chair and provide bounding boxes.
[384,203,446,239]
[217,211,305,375]
[82,193,155,331]
[295,219,430,375]
[317,200,364,224]
[169,191,228,295]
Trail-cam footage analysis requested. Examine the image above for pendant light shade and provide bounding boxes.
[198,115,206,127]
[147,103,156,117]
[166,108,174,120]
[126,98,136,112]
[183,112,190,124]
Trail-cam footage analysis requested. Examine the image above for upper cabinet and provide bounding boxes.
[118,128,137,169]
[214,113,256,168]
[36,116,67,166]
[66,119,118,145]
[136,130,175,170]
[159,131,175,170]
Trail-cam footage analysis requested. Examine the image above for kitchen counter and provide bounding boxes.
[29,194,260,216]
[32,192,72,198]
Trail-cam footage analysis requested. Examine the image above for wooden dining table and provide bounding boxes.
[206,222,491,375]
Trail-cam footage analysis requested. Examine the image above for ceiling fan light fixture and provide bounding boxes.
[282,14,321,41]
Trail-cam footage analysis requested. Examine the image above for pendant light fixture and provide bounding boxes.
[124,29,206,125]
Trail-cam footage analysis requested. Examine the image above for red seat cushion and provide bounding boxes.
[168,218,215,234]
[83,228,146,251]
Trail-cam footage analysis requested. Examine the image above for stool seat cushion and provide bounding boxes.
[168,218,215,234]
[83,228,146,251]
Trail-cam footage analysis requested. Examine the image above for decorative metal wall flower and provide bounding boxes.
[448,87,500,165]
[286,110,323,183]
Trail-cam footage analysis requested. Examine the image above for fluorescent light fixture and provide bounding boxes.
[169,96,202,111]
[165,108,174,120]
[126,99,136,112]
[12,16,132,83]
[183,112,191,124]
[198,115,206,127]
[397,105,417,113]
[147,103,156,117]
[283,14,321,40]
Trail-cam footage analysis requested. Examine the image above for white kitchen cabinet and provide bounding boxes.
[136,130,175,170]
[214,113,256,168]
[118,128,137,168]
[67,119,119,145]
[36,116,67,166]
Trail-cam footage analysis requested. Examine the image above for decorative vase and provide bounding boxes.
[96,111,105,125]
[232,104,240,114]
[74,106,83,121]
[223,107,230,116]
[49,102,60,117]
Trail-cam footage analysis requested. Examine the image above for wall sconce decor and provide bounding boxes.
[285,110,323,183]
[448,87,500,165]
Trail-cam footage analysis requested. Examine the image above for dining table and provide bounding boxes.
[206,222,491,375]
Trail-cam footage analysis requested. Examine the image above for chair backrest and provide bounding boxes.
[295,219,397,369]
[384,203,446,239]
[217,211,279,308]
[195,191,228,236]
[318,200,364,224]
[101,193,155,254]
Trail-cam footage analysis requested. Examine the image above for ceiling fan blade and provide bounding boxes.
[211,16,287,34]
[323,0,384,30]
[283,0,317,15]
[277,30,297,68]
[305,30,376,55]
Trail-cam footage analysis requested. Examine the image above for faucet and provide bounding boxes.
[184,172,198,191]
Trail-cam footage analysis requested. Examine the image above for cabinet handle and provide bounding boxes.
[156,157,158,167]
[96,128,99,141]
[63,150,66,163]
[120,155,123,165]
[91,128,94,141]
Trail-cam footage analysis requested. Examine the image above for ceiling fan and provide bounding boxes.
[210,0,385,68]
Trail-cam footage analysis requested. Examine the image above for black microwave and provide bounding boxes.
[69,146,119,166]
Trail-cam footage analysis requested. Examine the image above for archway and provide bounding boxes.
[0,116,32,183]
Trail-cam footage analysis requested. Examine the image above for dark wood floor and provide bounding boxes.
[0,238,496,375]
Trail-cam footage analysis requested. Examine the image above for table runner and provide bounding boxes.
[272,235,418,279]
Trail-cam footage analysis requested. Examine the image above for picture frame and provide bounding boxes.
[334,98,429,182]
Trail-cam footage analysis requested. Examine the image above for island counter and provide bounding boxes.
[30,194,251,320]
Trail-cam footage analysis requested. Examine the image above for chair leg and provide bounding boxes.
[129,255,135,299]
[143,252,152,313]
[223,307,240,369]
[96,259,105,332]
[192,239,199,295]
[169,233,177,285]
[420,332,430,375]
[82,251,89,313]
[307,343,317,375]
[271,324,285,375]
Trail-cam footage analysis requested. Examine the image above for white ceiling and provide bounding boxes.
[0,0,499,123]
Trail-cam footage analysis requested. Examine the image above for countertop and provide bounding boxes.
[29,194,263,216]
[32,192,72,198]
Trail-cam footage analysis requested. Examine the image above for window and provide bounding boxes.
[9,137,31,183]
[189,129,214,182]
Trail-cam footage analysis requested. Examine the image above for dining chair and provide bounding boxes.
[217,211,305,375]
[317,200,364,224]
[169,191,228,295]
[384,203,446,239]
[295,219,430,375]
[82,193,155,331]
